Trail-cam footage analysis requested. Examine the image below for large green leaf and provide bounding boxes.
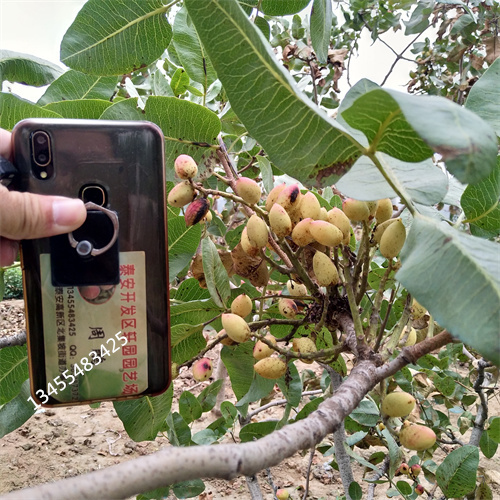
[0,50,63,87]
[342,87,497,184]
[398,216,500,365]
[185,0,362,188]
[171,329,206,365]
[461,157,500,234]
[102,97,220,181]
[310,0,332,64]
[0,380,34,438]
[261,0,311,15]
[465,57,500,137]
[168,213,202,281]
[337,153,448,205]
[220,343,255,400]
[38,70,119,105]
[0,93,61,130]
[170,299,223,329]
[436,445,479,498]
[0,346,29,405]
[201,238,230,308]
[172,7,217,89]
[113,384,173,442]
[43,99,112,119]
[172,278,211,302]
[341,88,433,163]
[60,0,172,76]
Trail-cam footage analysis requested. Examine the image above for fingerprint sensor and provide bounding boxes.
[79,184,108,206]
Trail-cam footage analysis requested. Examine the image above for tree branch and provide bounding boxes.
[0,331,453,500]
[0,330,26,349]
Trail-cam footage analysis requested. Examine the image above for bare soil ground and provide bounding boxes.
[1,299,499,500]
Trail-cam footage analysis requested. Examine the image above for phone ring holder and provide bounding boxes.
[68,201,119,257]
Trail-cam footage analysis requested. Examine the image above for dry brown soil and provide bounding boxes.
[1,299,499,500]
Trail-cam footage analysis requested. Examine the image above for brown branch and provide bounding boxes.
[0,331,454,500]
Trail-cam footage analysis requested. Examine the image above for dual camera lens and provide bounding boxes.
[31,130,53,179]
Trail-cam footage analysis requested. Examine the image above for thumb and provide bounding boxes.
[0,185,87,240]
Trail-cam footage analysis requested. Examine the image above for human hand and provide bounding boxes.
[0,128,87,266]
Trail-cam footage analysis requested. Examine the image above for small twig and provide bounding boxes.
[245,474,264,500]
[469,359,491,447]
[368,261,393,343]
[367,455,390,500]
[302,447,316,500]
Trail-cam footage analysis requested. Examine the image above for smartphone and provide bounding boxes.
[11,118,170,406]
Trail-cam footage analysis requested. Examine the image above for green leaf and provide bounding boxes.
[60,0,172,76]
[404,0,433,35]
[337,154,447,206]
[141,97,221,180]
[474,481,493,500]
[480,430,498,459]
[197,379,223,412]
[0,380,34,438]
[165,412,192,446]
[38,70,118,105]
[0,345,29,405]
[168,213,202,281]
[202,238,230,308]
[349,398,380,427]
[0,50,63,87]
[276,362,302,406]
[113,385,173,442]
[172,7,217,89]
[435,375,456,397]
[487,417,500,444]
[398,216,500,366]
[179,391,203,424]
[341,86,433,163]
[170,324,206,365]
[235,372,275,408]
[293,397,324,421]
[0,92,61,130]
[170,299,222,328]
[343,86,497,184]
[137,486,170,500]
[348,481,363,500]
[310,0,333,63]
[99,99,144,122]
[172,278,211,302]
[257,156,274,195]
[170,68,190,96]
[261,0,311,15]
[436,445,479,498]
[461,157,500,234]
[172,479,205,498]
[43,99,112,119]
[387,90,496,185]
[192,428,218,445]
[220,343,256,400]
[465,57,500,137]
[381,428,404,478]
[185,0,362,188]
[396,481,413,495]
[255,16,270,40]
[239,420,278,442]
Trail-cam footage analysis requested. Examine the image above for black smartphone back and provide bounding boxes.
[12,118,170,406]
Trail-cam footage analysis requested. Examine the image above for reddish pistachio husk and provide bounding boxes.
[192,358,213,381]
[184,198,210,226]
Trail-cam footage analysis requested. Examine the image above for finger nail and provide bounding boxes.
[52,198,86,231]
